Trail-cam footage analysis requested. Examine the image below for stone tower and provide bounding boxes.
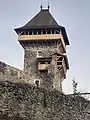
[15,7,69,92]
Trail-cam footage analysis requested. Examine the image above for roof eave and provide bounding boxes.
[14,26,70,46]
[58,26,69,45]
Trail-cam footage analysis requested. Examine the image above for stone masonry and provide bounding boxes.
[24,44,62,91]
[1,7,88,120]
[15,8,69,92]
[0,81,90,120]
[0,61,40,85]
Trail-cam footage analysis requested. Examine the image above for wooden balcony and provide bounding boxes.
[18,33,66,51]
[18,34,62,41]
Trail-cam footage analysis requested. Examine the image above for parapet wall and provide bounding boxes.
[0,61,57,90]
[0,61,37,84]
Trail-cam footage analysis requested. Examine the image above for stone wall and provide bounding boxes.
[0,61,37,85]
[24,46,57,74]
[0,61,56,90]
[0,81,90,120]
[24,45,63,91]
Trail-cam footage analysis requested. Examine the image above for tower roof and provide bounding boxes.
[15,8,70,45]
[23,9,58,28]
[15,9,61,30]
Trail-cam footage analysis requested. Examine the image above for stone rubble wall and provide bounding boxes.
[0,81,90,120]
[24,47,63,91]
[24,46,57,74]
[0,61,55,90]
[0,61,38,85]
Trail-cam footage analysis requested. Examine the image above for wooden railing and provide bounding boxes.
[18,34,62,41]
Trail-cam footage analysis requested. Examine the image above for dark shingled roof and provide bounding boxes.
[15,9,59,30]
[24,9,58,28]
[15,9,70,45]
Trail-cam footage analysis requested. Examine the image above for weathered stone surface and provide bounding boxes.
[0,62,6,73]
[0,61,40,85]
[24,45,64,91]
[24,46,57,74]
[0,81,90,120]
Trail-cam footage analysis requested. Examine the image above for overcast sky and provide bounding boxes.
[0,0,90,94]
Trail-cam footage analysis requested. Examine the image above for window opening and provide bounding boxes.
[43,30,46,34]
[37,50,43,57]
[35,80,39,87]
[47,30,51,34]
[29,31,32,35]
[52,30,54,34]
[38,30,41,34]
[34,30,37,35]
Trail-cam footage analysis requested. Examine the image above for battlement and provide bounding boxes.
[18,33,63,41]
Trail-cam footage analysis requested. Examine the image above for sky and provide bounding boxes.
[0,0,90,94]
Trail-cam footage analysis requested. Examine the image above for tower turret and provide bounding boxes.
[15,8,69,91]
